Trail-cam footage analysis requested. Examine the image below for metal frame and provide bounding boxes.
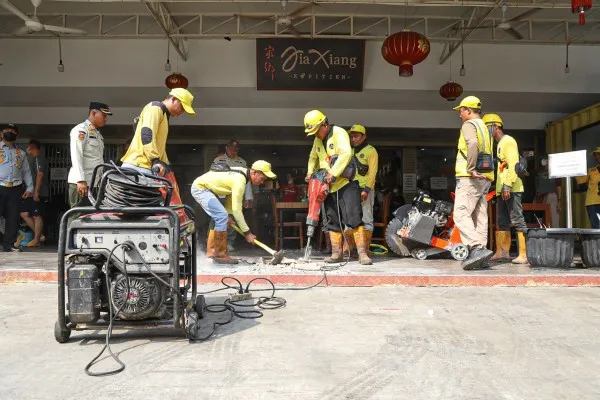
[2,11,599,46]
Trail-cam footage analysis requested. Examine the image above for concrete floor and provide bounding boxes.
[1,283,600,399]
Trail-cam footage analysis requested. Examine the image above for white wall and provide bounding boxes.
[0,38,595,127]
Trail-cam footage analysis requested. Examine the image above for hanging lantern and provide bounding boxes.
[381,29,431,77]
[165,73,189,89]
[439,81,463,101]
[572,0,592,25]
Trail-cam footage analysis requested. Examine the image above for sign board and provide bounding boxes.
[256,38,365,91]
[430,177,448,190]
[50,167,68,181]
[548,150,588,178]
[403,173,417,192]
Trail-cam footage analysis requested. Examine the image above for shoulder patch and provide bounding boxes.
[329,143,334,150]
[78,132,86,141]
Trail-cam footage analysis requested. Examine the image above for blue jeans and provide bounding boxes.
[587,204,600,229]
[191,187,229,231]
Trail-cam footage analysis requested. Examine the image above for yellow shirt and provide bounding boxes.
[496,134,524,194]
[193,167,251,232]
[121,101,170,169]
[576,166,600,206]
[353,143,378,191]
[306,125,352,193]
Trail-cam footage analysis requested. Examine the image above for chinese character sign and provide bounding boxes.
[256,38,365,91]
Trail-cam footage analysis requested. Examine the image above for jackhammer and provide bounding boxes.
[303,169,331,261]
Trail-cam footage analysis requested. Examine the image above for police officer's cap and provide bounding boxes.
[89,102,113,115]
[0,123,19,134]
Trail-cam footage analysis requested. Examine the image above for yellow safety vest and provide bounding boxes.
[307,125,352,193]
[455,118,494,181]
[353,144,377,189]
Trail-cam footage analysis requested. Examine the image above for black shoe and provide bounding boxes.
[3,246,22,252]
[462,248,493,270]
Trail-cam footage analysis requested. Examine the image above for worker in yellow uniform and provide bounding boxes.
[349,124,378,253]
[575,146,600,229]
[484,114,528,264]
[304,110,372,265]
[121,88,195,176]
[191,160,276,264]
[452,96,495,270]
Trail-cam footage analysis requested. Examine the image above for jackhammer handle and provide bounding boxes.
[231,224,276,255]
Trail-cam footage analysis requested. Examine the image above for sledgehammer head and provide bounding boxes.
[269,250,284,265]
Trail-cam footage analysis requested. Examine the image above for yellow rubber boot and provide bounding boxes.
[365,230,373,254]
[511,231,529,264]
[490,231,511,262]
[353,226,373,265]
[324,231,344,263]
[342,229,356,257]
[206,229,217,258]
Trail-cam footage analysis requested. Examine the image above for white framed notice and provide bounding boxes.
[50,167,68,181]
[430,177,448,190]
[548,150,588,178]
[403,173,417,192]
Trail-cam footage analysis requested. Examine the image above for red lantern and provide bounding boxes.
[439,81,463,101]
[572,0,592,25]
[381,29,431,77]
[165,73,189,89]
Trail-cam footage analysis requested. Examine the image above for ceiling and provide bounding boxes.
[1,0,600,55]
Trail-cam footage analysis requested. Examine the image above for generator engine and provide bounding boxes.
[411,190,453,228]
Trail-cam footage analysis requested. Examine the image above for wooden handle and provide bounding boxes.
[231,224,276,255]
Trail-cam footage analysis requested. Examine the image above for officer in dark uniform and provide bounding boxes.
[0,124,34,252]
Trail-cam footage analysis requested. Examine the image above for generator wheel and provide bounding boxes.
[186,311,199,339]
[450,244,469,261]
[385,217,418,257]
[411,249,428,261]
[195,295,206,319]
[54,319,71,343]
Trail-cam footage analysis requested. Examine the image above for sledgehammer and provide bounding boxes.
[231,224,284,265]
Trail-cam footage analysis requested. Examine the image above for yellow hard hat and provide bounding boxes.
[251,160,277,179]
[349,124,366,135]
[304,110,327,136]
[169,88,196,115]
[453,95,482,111]
[593,146,600,154]
[482,113,503,127]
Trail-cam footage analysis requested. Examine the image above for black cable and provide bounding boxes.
[98,161,165,208]
[84,243,130,377]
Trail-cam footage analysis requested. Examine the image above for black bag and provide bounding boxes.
[459,150,494,173]
[515,155,529,178]
[355,156,369,176]
[209,162,249,181]
[329,155,357,181]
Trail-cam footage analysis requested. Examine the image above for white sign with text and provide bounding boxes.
[548,150,587,178]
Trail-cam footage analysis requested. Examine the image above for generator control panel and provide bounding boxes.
[73,228,172,273]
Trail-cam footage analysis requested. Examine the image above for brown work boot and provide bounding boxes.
[206,229,217,258]
[324,231,344,263]
[511,231,529,264]
[212,230,238,264]
[342,228,356,257]
[365,230,373,254]
[353,226,373,265]
[490,231,511,262]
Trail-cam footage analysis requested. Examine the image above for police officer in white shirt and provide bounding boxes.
[67,102,112,208]
[0,124,34,252]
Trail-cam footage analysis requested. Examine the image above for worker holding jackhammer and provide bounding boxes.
[192,160,276,265]
[348,124,378,254]
[303,110,372,265]
[484,113,528,265]
[452,96,495,270]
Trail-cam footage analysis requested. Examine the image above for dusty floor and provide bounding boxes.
[1,283,600,399]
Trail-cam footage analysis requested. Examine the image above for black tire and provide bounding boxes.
[54,320,71,343]
[195,295,206,319]
[385,217,418,257]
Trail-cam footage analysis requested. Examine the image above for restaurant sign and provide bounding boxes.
[256,38,365,91]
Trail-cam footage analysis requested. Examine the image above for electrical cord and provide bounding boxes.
[98,161,165,208]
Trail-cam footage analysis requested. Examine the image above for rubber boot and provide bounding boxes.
[323,232,332,253]
[365,230,373,254]
[324,231,344,263]
[353,226,373,265]
[490,231,511,262]
[511,231,529,264]
[212,230,238,264]
[206,229,217,258]
[342,228,356,258]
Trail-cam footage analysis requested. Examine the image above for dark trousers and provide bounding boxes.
[0,184,25,249]
[324,181,363,232]
[587,204,600,229]
[497,192,527,231]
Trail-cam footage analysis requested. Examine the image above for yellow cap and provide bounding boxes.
[251,160,277,179]
[593,146,600,154]
[304,110,327,135]
[349,124,366,135]
[482,113,503,127]
[169,88,196,115]
[453,95,482,111]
